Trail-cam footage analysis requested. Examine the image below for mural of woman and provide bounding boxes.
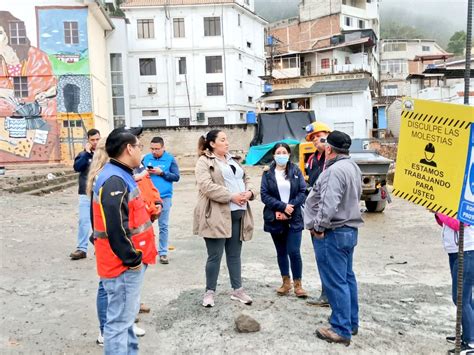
[0,11,58,162]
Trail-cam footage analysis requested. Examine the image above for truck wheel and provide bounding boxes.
[365,200,386,213]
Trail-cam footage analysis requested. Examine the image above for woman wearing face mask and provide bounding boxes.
[260,143,308,297]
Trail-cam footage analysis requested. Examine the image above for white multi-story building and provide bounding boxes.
[113,0,266,128]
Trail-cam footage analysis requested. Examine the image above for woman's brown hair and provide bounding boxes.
[197,129,222,156]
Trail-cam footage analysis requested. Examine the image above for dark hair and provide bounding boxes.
[272,142,291,178]
[105,128,138,159]
[198,129,222,156]
[151,137,164,145]
[0,12,31,62]
[87,129,100,138]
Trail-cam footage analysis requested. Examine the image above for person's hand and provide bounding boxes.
[231,193,246,206]
[276,212,288,220]
[130,263,142,272]
[35,91,48,107]
[284,204,294,215]
[156,204,162,216]
[310,229,324,239]
[240,191,253,202]
[85,142,92,153]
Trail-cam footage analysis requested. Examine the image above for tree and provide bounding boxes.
[447,31,467,55]
[381,22,426,40]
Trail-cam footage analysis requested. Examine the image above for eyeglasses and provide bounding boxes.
[319,138,327,143]
[132,143,144,151]
[312,136,327,143]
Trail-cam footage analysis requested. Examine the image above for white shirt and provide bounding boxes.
[275,168,291,204]
[442,225,474,254]
[216,156,247,211]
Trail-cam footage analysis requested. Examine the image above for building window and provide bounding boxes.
[344,17,352,27]
[13,77,28,98]
[205,56,222,73]
[204,17,221,36]
[142,119,167,128]
[239,81,243,88]
[334,122,354,137]
[247,68,253,75]
[383,85,399,96]
[9,21,26,45]
[137,19,154,39]
[326,93,353,108]
[321,58,330,69]
[244,0,250,4]
[208,116,225,125]
[281,57,298,68]
[345,56,351,64]
[422,45,430,52]
[139,58,156,76]
[63,120,83,128]
[206,82,223,96]
[64,21,79,44]
[179,117,190,126]
[173,18,185,38]
[247,41,252,48]
[381,59,408,74]
[178,57,187,75]
[142,110,159,116]
[383,42,407,52]
[110,54,125,128]
[240,112,244,120]
[358,20,365,29]
[238,14,241,26]
[248,96,253,103]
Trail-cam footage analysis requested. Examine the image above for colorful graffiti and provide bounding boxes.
[0,11,59,163]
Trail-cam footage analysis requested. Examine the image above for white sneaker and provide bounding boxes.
[133,324,146,337]
[230,288,253,305]
[96,332,104,346]
[202,290,215,307]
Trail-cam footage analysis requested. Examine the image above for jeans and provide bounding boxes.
[313,238,328,299]
[101,268,145,355]
[271,229,303,280]
[204,210,244,291]
[77,194,91,252]
[158,197,172,256]
[448,251,474,344]
[313,226,359,339]
[97,281,107,335]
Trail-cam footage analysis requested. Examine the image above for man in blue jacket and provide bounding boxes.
[70,128,100,260]
[142,137,180,264]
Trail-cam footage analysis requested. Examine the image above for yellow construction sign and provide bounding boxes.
[393,98,474,218]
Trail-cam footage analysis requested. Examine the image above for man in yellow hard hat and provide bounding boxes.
[304,121,331,308]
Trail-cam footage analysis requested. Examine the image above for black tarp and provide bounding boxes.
[250,111,316,146]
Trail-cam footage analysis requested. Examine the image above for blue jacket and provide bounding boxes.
[260,163,307,233]
[73,150,93,195]
[142,151,180,198]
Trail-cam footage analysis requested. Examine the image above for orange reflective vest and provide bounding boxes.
[93,163,157,278]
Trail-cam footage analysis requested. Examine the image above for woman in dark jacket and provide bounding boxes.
[261,143,308,297]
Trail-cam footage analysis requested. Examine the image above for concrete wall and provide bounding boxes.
[387,98,402,138]
[139,124,256,169]
[299,0,342,22]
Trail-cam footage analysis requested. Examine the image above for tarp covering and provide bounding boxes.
[250,111,315,146]
[244,139,300,166]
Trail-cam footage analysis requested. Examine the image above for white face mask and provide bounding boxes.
[275,154,289,166]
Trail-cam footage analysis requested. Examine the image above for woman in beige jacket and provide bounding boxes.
[194,129,257,307]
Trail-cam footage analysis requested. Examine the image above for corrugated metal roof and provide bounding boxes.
[261,88,310,98]
[122,0,235,7]
[308,78,370,94]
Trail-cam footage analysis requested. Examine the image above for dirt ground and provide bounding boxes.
[0,168,458,354]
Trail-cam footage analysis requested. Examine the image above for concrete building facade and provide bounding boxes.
[116,0,267,128]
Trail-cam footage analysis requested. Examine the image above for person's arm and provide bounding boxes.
[260,172,287,212]
[195,157,232,203]
[100,176,142,268]
[73,151,92,173]
[313,170,345,232]
[162,158,180,182]
[289,168,308,208]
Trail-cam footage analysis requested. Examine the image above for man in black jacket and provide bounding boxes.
[70,128,100,260]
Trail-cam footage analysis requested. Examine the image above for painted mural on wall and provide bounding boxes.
[36,8,89,76]
[0,11,59,163]
[57,75,91,113]
[37,7,92,162]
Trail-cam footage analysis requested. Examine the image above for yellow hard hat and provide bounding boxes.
[305,122,332,141]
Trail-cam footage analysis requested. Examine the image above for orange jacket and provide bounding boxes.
[136,169,163,220]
